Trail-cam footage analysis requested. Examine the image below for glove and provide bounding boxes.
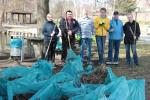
[51,31,55,36]
[99,22,105,26]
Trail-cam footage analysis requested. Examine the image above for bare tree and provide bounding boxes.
[37,0,49,35]
[73,0,78,18]
[0,0,6,26]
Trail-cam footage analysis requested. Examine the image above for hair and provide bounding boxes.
[113,11,119,15]
[100,7,107,12]
[127,13,133,17]
[66,10,72,15]
[47,13,52,16]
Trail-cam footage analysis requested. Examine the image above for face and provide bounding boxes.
[114,14,119,19]
[83,9,88,17]
[100,10,106,18]
[127,14,134,22]
[47,14,53,21]
[66,12,73,20]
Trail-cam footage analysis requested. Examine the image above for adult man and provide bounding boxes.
[42,13,59,62]
[79,9,94,64]
[59,10,80,63]
[94,8,110,65]
[123,13,141,66]
[106,11,123,65]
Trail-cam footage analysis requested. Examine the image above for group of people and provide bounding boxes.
[42,7,141,66]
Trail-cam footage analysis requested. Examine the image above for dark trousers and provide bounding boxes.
[44,39,57,62]
[61,35,75,61]
[108,39,121,62]
[125,44,139,65]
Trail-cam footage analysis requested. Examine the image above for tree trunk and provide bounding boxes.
[37,0,49,35]
[36,0,49,58]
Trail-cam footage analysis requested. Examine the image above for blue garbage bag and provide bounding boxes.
[29,72,74,100]
[84,65,94,75]
[59,81,85,97]
[0,96,3,100]
[0,66,31,79]
[104,68,145,100]
[6,60,54,100]
[104,67,117,84]
[105,77,129,100]
[31,83,62,100]
[10,39,23,48]
[61,50,83,76]
[69,84,106,100]
[0,78,7,96]
[127,79,145,100]
[30,60,54,80]
[0,66,31,97]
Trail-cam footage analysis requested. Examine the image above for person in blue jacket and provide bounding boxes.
[106,11,123,64]
[42,13,59,62]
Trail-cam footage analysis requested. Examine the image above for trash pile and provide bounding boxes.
[0,49,145,100]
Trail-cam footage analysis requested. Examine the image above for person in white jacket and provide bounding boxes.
[79,9,95,64]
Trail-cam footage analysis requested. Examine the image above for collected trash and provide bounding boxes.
[0,49,145,100]
[81,66,107,84]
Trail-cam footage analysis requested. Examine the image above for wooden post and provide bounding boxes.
[11,13,14,23]
[22,14,25,24]
[30,14,32,24]
[18,14,20,22]
[5,12,7,23]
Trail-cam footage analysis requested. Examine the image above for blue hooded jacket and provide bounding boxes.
[109,19,123,40]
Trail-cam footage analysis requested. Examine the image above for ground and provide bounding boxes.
[0,42,150,99]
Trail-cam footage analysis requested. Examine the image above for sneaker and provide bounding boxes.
[135,63,139,66]
[113,62,119,65]
[106,61,113,65]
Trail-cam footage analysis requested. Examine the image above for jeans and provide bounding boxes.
[96,36,106,64]
[125,44,139,65]
[108,40,121,62]
[80,38,92,63]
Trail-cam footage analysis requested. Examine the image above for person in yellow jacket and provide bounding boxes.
[94,8,110,65]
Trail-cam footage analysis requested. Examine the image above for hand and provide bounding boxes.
[68,30,72,36]
[133,36,136,40]
[99,22,105,26]
[57,32,62,37]
[51,31,55,36]
[109,28,115,33]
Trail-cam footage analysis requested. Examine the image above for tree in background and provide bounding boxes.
[37,0,49,35]
[115,0,137,14]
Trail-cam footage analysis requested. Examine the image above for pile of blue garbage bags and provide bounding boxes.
[0,49,145,100]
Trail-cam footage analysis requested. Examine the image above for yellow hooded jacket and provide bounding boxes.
[94,16,110,36]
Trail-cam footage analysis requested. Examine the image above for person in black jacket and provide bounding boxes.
[42,13,59,62]
[59,10,80,63]
[123,13,141,66]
